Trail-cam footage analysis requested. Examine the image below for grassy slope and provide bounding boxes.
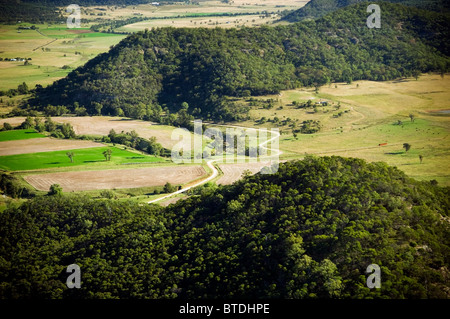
[232,74,450,185]
[0,145,163,171]
[0,129,45,141]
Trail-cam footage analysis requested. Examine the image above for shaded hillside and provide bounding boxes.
[281,0,450,22]
[27,3,450,122]
[0,156,449,298]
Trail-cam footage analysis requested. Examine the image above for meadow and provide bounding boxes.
[0,129,45,142]
[0,145,163,171]
[233,74,450,185]
[0,24,126,90]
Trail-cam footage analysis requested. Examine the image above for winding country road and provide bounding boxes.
[148,124,281,204]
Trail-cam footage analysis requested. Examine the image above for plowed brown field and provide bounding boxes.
[25,165,207,191]
[0,137,101,156]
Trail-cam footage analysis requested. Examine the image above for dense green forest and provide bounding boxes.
[281,0,450,22]
[0,156,449,298]
[0,1,63,24]
[26,3,450,122]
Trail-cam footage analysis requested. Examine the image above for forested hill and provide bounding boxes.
[281,0,450,22]
[0,156,449,298]
[28,3,450,121]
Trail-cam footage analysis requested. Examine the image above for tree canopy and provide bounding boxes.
[281,0,450,22]
[27,2,450,122]
[1,156,449,299]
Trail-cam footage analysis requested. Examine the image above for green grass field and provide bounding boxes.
[0,129,45,141]
[228,74,450,185]
[0,146,163,171]
[0,24,126,90]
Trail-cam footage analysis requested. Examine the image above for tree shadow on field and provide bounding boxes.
[385,151,404,155]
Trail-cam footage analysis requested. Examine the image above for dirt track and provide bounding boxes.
[25,165,206,191]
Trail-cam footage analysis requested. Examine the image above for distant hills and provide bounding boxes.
[282,0,450,22]
[0,0,179,23]
[27,2,450,122]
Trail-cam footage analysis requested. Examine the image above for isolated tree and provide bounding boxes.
[100,190,114,199]
[61,123,76,139]
[419,154,423,164]
[409,113,415,122]
[163,182,176,193]
[21,116,34,129]
[3,122,13,131]
[48,184,62,196]
[66,151,74,163]
[103,149,112,161]
[403,143,411,152]
[34,117,45,132]
[44,116,56,132]
[17,82,28,95]
[181,102,189,110]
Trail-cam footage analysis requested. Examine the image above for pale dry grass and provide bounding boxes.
[0,116,192,149]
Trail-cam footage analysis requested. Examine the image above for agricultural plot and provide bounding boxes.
[0,137,101,156]
[0,145,162,171]
[0,116,193,149]
[24,165,206,192]
[0,24,126,90]
[0,129,45,142]
[117,14,279,31]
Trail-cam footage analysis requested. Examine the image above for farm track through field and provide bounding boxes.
[148,123,281,204]
[32,29,57,51]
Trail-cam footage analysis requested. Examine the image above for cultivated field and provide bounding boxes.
[24,165,207,191]
[0,145,163,171]
[0,24,126,90]
[0,137,101,156]
[118,13,279,31]
[0,116,192,149]
[0,129,45,142]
